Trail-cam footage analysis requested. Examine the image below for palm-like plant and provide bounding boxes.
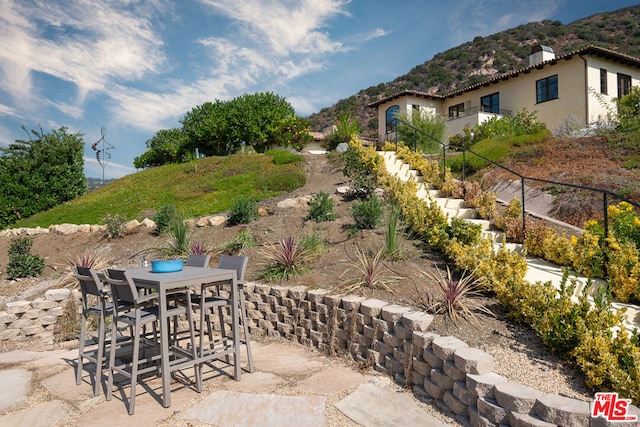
[259,236,313,280]
[413,265,493,324]
[340,246,401,294]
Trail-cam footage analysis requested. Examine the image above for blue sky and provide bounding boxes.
[0,0,638,179]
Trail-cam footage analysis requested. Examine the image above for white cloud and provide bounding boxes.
[0,102,22,119]
[0,0,168,111]
[200,0,349,56]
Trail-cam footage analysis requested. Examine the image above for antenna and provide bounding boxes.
[90,126,114,182]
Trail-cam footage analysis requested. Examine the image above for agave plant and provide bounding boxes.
[413,265,493,324]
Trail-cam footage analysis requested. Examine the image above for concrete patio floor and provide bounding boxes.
[0,338,455,426]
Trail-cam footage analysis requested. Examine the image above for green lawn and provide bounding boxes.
[13,152,306,228]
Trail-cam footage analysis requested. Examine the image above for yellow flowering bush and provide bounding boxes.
[572,220,605,278]
[605,235,640,302]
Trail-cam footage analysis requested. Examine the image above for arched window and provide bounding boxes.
[385,105,399,133]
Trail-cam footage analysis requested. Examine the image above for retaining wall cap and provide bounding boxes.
[380,304,411,322]
[454,347,495,374]
[359,299,388,317]
[509,411,556,427]
[494,381,546,414]
[431,336,469,361]
[287,286,307,300]
[532,394,591,426]
[341,295,366,310]
[5,301,31,314]
[401,310,433,331]
[45,289,71,301]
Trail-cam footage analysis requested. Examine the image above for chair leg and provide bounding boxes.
[217,305,231,364]
[106,317,117,403]
[94,310,107,396]
[76,312,87,386]
[129,323,141,416]
[239,294,254,373]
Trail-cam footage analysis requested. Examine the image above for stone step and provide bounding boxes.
[482,230,506,243]
[461,219,491,231]
[443,207,478,220]
[492,242,524,255]
[375,150,640,336]
[435,198,465,209]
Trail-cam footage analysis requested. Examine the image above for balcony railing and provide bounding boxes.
[447,105,512,120]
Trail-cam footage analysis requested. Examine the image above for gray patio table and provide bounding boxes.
[126,265,240,408]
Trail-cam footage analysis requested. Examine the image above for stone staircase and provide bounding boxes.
[378,150,640,335]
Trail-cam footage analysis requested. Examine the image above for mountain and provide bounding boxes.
[307,5,640,138]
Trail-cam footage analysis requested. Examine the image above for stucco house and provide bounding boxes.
[368,45,640,144]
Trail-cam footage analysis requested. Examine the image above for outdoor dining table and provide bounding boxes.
[126,265,241,408]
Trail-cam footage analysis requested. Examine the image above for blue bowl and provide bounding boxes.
[151,259,184,273]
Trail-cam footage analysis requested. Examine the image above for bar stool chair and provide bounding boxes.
[103,269,199,415]
[73,266,132,397]
[191,255,253,391]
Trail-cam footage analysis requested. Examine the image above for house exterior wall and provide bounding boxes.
[373,48,640,145]
[375,96,441,143]
[585,55,640,124]
[442,58,588,139]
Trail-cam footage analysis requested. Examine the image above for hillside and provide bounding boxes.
[308,5,640,137]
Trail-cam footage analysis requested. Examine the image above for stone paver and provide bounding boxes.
[294,365,370,396]
[0,369,31,412]
[335,382,450,426]
[0,401,72,427]
[179,390,326,427]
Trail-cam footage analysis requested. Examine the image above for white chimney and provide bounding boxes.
[528,45,555,67]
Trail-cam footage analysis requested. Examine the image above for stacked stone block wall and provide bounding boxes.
[2,283,639,427]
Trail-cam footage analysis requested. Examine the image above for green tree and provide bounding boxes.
[322,111,361,150]
[396,109,446,153]
[0,126,86,229]
[616,86,640,131]
[181,100,234,156]
[133,128,189,169]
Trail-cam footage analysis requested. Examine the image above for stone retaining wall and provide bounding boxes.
[1,283,638,427]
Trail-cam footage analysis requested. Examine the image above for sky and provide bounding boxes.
[0,0,638,179]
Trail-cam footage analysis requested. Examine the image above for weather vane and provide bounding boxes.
[91,126,114,182]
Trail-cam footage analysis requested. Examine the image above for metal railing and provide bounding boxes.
[447,106,512,120]
[387,117,640,240]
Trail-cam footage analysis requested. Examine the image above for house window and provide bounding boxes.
[618,73,632,98]
[385,105,399,133]
[448,103,464,118]
[480,93,500,113]
[536,75,558,103]
[600,69,608,95]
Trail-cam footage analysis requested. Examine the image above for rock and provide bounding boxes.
[335,142,349,153]
[124,219,140,233]
[208,215,226,226]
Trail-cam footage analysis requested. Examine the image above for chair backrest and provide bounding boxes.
[186,254,211,268]
[217,255,248,283]
[103,269,139,305]
[73,266,106,298]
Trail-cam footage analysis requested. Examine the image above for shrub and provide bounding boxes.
[162,217,192,257]
[228,197,258,225]
[153,205,181,235]
[340,246,399,294]
[413,265,492,324]
[446,217,481,247]
[351,194,384,232]
[307,192,337,222]
[265,149,304,165]
[223,230,256,255]
[6,238,45,279]
[301,232,325,255]
[258,236,312,281]
[102,213,126,238]
[384,202,405,260]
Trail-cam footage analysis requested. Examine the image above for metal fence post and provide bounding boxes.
[521,177,526,237]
